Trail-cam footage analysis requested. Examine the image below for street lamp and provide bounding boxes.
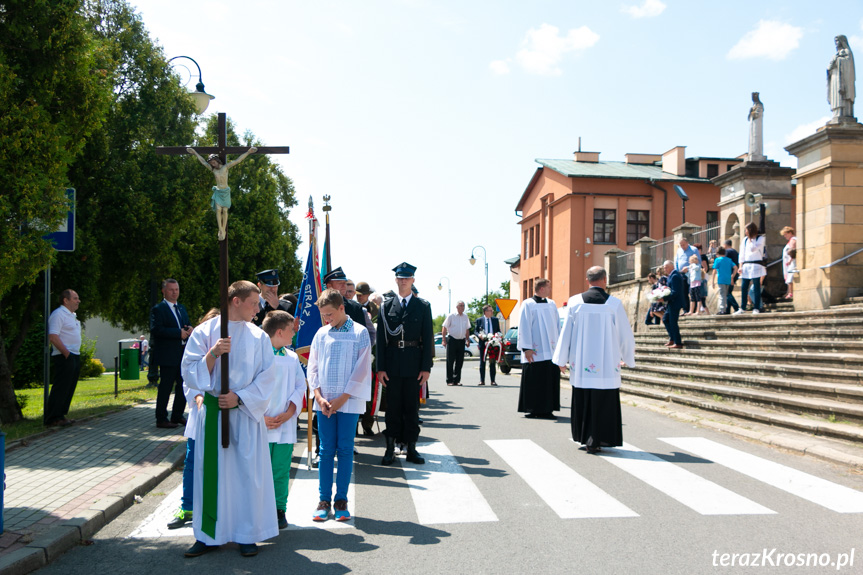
[437,276,451,314]
[469,245,488,307]
[168,56,215,114]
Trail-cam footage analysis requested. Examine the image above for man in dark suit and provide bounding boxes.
[149,279,192,428]
[377,262,433,466]
[253,269,294,326]
[662,261,685,349]
[475,305,501,386]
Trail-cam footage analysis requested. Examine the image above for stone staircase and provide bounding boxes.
[621,298,863,444]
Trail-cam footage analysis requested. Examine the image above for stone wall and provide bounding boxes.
[608,277,722,333]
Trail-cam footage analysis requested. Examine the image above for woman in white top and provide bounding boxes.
[781,226,797,300]
[736,221,766,314]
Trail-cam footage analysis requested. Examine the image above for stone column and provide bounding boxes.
[672,222,699,247]
[633,237,657,279]
[785,122,863,310]
[605,247,625,284]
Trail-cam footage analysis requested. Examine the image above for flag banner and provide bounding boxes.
[295,226,323,371]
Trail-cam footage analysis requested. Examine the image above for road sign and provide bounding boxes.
[44,188,75,252]
[495,298,518,320]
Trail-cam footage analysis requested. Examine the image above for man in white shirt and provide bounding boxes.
[441,301,470,386]
[516,279,560,419]
[45,289,82,427]
[553,267,636,454]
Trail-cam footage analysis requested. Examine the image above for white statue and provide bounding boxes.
[747,92,765,162]
[187,147,257,240]
[827,35,856,122]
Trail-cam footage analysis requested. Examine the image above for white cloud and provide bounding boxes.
[727,20,803,61]
[489,59,511,75]
[849,19,863,51]
[785,116,831,144]
[621,0,666,19]
[515,24,600,76]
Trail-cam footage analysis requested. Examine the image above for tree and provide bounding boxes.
[0,0,111,422]
[466,281,512,327]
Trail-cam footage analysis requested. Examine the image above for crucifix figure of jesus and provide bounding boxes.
[157,112,289,447]
[187,147,257,240]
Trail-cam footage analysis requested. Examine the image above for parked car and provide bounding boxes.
[498,327,520,374]
[434,333,479,358]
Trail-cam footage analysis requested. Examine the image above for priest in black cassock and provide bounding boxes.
[553,266,636,454]
[516,278,561,419]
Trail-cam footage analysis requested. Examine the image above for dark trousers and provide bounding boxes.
[740,277,763,311]
[384,375,420,444]
[445,337,465,383]
[663,305,682,345]
[155,364,186,423]
[644,309,661,325]
[478,342,496,383]
[44,353,81,425]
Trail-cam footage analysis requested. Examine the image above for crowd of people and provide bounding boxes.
[643,224,799,349]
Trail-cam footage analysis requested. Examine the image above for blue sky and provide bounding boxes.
[131,0,862,316]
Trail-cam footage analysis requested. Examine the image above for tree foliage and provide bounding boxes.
[0,0,302,422]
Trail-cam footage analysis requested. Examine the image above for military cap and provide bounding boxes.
[323,266,347,284]
[256,269,280,286]
[393,262,416,278]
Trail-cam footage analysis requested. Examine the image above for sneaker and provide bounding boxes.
[277,510,288,530]
[334,500,351,522]
[167,507,192,529]
[752,309,761,314]
[312,500,330,522]
[732,309,745,315]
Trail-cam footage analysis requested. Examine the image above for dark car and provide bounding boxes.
[498,327,520,374]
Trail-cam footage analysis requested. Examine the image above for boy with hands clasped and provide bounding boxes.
[308,289,372,522]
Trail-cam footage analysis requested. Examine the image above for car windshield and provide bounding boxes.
[505,328,517,339]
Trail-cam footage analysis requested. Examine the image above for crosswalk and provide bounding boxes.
[129,436,863,538]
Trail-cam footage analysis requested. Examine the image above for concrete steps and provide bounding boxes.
[625,304,863,443]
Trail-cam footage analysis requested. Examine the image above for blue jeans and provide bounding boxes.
[317,411,360,503]
[182,438,195,511]
[740,277,762,311]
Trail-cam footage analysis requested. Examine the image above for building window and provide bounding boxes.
[626,210,650,245]
[593,209,616,244]
[529,227,535,257]
[528,278,534,297]
[727,164,736,172]
[523,230,529,259]
[706,211,719,227]
[706,163,719,178]
[523,280,528,299]
[534,224,540,256]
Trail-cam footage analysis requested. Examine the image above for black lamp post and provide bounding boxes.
[469,245,488,307]
[168,55,215,114]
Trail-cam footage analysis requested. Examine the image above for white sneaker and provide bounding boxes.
[732,309,745,315]
[752,309,760,314]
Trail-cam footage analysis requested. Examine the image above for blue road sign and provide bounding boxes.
[44,188,75,252]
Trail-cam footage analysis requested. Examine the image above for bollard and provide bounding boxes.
[1,430,5,534]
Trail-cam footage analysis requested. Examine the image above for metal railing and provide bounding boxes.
[820,246,863,269]
[647,237,675,274]
[613,250,635,283]
[690,224,720,251]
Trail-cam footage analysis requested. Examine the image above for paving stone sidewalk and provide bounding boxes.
[0,402,186,574]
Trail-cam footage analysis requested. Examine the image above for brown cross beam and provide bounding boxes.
[156,112,290,448]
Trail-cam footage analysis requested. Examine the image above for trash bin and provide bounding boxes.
[118,340,140,381]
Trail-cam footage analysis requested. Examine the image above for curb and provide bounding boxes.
[0,440,186,575]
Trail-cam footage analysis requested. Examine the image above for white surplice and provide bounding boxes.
[308,320,372,414]
[552,294,636,390]
[181,317,278,545]
[265,349,306,444]
[517,298,560,363]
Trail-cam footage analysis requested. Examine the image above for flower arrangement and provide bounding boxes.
[479,332,503,361]
[647,286,671,303]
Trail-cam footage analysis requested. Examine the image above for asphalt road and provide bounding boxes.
[39,361,863,575]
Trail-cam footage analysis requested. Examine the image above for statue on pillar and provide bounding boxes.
[747,92,766,162]
[827,35,856,123]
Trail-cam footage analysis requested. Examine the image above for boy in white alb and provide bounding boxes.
[308,289,372,522]
[181,281,278,558]
[261,311,306,530]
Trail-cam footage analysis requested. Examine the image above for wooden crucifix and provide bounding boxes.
[156,112,290,447]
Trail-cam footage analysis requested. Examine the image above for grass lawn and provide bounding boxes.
[2,372,158,443]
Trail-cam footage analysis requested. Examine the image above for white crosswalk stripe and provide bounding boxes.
[660,437,863,513]
[400,441,498,525]
[600,442,775,515]
[486,439,638,519]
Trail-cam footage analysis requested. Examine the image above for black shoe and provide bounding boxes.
[586,446,602,454]
[478,382,485,386]
[381,436,396,466]
[238,543,258,557]
[185,540,215,558]
[406,443,425,464]
[277,510,288,530]
[167,508,192,529]
[524,413,538,419]
[157,420,179,429]
[417,418,423,425]
[537,413,558,420]
[362,427,375,437]
[171,416,188,425]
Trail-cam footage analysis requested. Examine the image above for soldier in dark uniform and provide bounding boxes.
[253,269,294,326]
[377,262,433,465]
